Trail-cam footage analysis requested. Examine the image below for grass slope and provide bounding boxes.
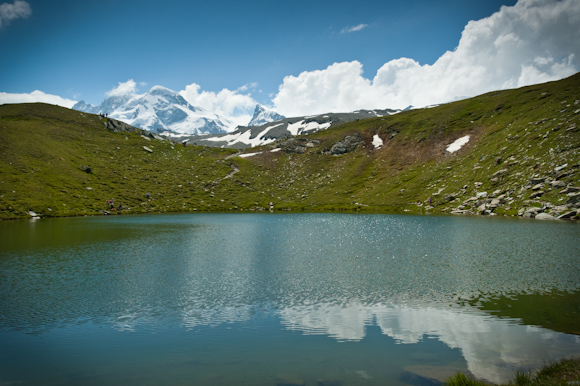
[1,74,580,220]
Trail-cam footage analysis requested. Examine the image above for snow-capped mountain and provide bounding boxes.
[73,86,233,135]
[247,105,285,127]
[181,108,402,149]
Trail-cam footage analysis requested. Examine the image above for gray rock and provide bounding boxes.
[531,183,544,191]
[557,211,577,219]
[104,118,141,133]
[566,193,580,206]
[530,190,544,199]
[81,165,92,174]
[451,210,472,215]
[530,177,546,185]
[535,213,556,220]
[551,180,566,188]
[143,146,153,153]
[330,135,363,155]
[476,192,488,198]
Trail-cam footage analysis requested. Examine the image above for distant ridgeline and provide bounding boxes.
[1,73,579,220]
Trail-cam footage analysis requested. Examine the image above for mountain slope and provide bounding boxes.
[1,73,579,220]
[73,86,233,135]
[182,108,401,149]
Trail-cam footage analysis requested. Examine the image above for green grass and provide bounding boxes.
[445,357,580,386]
[1,73,579,219]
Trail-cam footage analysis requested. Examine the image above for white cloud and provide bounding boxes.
[106,79,138,97]
[0,0,30,28]
[273,0,580,116]
[179,83,258,126]
[0,90,76,108]
[341,23,368,34]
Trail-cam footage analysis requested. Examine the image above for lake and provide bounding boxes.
[0,213,579,385]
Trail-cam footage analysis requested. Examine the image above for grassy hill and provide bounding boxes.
[1,74,579,220]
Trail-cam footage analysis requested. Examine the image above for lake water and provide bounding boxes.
[0,213,579,385]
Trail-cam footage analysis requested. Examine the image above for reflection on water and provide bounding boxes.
[0,213,579,385]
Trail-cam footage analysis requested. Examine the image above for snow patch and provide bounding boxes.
[238,152,262,158]
[446,135,470,153]
[372,135,383,149]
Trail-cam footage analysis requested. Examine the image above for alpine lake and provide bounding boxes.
[0,213,579,386]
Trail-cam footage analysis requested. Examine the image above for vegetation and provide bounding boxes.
[446,357,580,386]
[1,73,579,220]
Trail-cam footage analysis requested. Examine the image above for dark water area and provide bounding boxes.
[0,213,579,385]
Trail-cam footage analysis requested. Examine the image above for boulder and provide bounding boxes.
[566,193,580,207]
[550,180,566,188]
[557,211,577,220]
[330,135,363,155]
[535,213,556,220]
[104,118,140,133]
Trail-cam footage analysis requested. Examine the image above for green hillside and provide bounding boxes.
[1,74,579,220]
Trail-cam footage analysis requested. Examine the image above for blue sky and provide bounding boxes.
[1,0,579,123]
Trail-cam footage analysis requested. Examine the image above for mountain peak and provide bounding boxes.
[248,104,285,127]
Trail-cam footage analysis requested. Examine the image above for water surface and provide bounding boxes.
[1,213,579,385]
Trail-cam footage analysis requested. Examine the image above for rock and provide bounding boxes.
[330,134,363,155]
[476,192,488,198]
[28,210,39,217]
[555,171,571,180]
[551,180,566,188]
[535,213,556,220]
[566,193,580,206]
[104,118,140,133]
[477,204,487,213]
[451,209,472,215]
[553,164,568,173]
[490,198,501,208]
[530,190,544,199]
[530,177,546,185]
[557,211,577,219]
[81,165,92,174]
[86,187,93,190]
[531,183,544,191]
[143,146,153,153]
[522,207,543,218]
[444,194,456,202]
[141,135,152,141]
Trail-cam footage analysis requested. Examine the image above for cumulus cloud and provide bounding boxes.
[0,0,30,28]
[273,0,580,116]
[179,83,258,126]
[0,90,76,108]
[106,79,138,97]
[341,23,368,34]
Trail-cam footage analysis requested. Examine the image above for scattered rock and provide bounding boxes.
[476,192,488,198]
[143,146,153,153]
[530,190,544,199]
[531,183,544,191]
[551,180,566,189]
[81,165,92,174]
[141,135,152,141]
